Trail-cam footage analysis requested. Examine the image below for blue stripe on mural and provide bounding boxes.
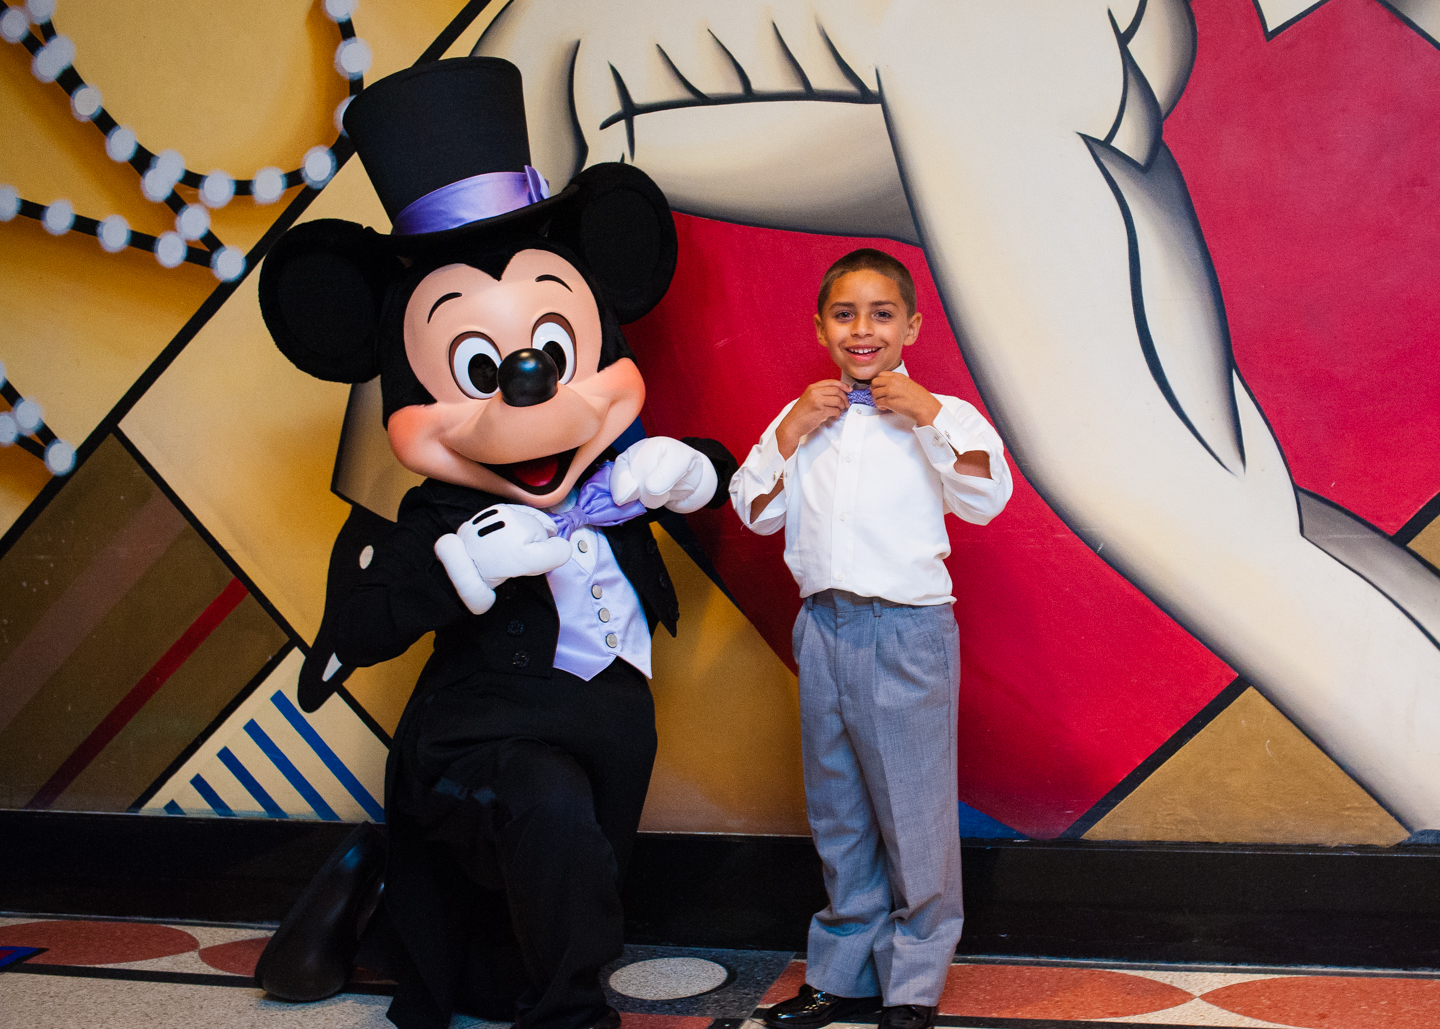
[244,719,339,821]
[270,690,384,822]
[163,800,184,816]
[217,746,287,819]
[190,773,235,817]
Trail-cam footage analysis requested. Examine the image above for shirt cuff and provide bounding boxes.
[730,431,789,530]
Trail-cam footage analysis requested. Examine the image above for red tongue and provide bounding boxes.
[511,455,559,488]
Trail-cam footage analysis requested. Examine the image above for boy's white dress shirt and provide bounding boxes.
[730,365,1013,605]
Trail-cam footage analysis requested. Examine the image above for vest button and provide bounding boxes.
[605,633,618,648]
[577,539,588,553]
[591,584,603,599]
[507,619,524,636]
[512,650,530,668]
[598,608,610,623]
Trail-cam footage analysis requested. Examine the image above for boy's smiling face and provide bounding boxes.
[814,268,922,382]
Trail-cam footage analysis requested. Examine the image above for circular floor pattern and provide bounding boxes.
[0,920,198,966]
[198,936,270,976]
[608,957,730,1000]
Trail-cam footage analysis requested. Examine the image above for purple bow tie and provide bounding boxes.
[847,387,876,408]
[548,462,646,540]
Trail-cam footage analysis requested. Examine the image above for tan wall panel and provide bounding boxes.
[641,525,807,836]
[1409,517,1440,570]
[1084,688,1408,846]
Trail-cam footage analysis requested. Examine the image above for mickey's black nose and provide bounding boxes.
[497,348,558,408]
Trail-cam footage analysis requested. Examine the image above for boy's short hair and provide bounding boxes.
[817,248,917,317]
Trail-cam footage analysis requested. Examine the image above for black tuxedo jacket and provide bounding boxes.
[335,437,735,702]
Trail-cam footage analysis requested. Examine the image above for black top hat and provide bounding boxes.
[343,57,575,249]
[258,57,678,393]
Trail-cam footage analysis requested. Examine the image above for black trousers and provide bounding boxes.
[390,659,657,1029]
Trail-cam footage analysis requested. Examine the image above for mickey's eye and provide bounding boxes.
[449,333,502,399]
[532,314,576,384]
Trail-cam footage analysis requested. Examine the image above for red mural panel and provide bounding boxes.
[627,0,1440,838]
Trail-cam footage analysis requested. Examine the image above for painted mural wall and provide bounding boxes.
[1,0,1438,849]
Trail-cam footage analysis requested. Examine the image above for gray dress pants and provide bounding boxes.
[793,589,963,1008]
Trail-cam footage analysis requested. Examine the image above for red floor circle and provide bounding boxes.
[0,920,198,966]
[198,936,270,976]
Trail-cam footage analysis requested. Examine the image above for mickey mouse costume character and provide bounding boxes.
[251,57,736,1029]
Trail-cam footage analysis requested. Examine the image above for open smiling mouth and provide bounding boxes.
[486,448,579,495]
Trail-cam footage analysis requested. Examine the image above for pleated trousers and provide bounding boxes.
[793,589,964,1007]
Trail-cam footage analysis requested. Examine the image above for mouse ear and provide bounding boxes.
[258,219,404,383]
[546,163,677,324]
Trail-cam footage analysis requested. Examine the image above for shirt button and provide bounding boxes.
[507,619,524,636]
[840,513,846,521]
[836,573,844,581]
[605,633,618,648]
[512,651,530,669]
[577,539,588,553]
[591,584,603,599]
[598,608,610,622]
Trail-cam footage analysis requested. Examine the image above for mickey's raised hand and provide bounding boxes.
[434,505,573,615]
[612,437,718,514]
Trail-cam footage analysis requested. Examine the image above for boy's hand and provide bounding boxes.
[871,370,943,427]
[775,379,850,458]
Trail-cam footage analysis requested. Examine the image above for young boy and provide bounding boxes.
[731,249,1012,1029]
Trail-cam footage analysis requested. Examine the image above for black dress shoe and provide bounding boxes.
[254,822,386,1001]
[878,1005,936,1029]
[763,984,884,1029]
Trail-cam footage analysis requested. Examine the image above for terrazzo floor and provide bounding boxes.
[1,914,1437,1029]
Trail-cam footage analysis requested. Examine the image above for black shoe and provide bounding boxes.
[254,822,386,1002]
[878,1005,936,1029]
[763,984,884,1029]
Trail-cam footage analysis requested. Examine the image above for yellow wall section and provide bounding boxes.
[641,525,808,836]
[1084,687,1408,846]
[0,0,496,534]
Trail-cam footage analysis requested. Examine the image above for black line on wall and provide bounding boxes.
[1058,676,1251,840]
[1395,489,1440,546]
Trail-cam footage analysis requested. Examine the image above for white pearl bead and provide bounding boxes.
[13,397,43,434]
[0,185,19,222]
[154,231,187,268]
[210,246,246,282]
[42,199,74,235]
[251,167,286,204]
[200,171,235,209]
[301,146,336,189]
[70,83,102,120]
[97,214,130,253]
[323,0,358,22]
[31,34,73,82]
[334,37,371,79]
[106,125,138,162]
[45,439,75,475]
[176,203,210,241]
[0,9,31,43]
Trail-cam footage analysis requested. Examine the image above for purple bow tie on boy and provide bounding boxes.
[548,462,647,539]
[847,385,877,408]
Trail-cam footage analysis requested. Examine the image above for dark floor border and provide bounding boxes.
[4,811,1440,969]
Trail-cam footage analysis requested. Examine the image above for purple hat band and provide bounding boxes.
[391,165,551,236]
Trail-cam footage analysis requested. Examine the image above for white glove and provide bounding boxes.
[611,437,717,514]
[434,504,573,615]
